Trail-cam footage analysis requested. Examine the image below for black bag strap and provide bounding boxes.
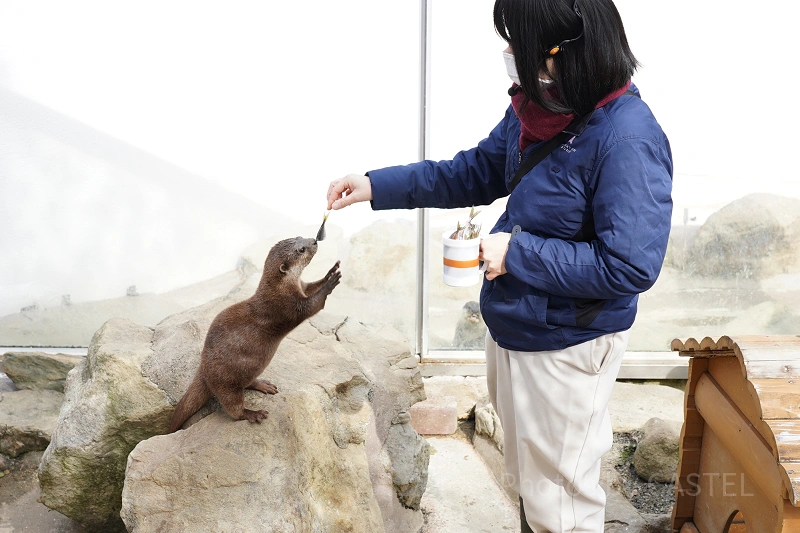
[508,89,638,193]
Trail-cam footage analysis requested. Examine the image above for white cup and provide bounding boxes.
[442,230,481,287]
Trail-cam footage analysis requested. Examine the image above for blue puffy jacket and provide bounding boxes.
[368,84,673,352]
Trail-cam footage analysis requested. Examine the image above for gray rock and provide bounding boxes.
[1,352,82,392]
[37,290,428,533]
[633,418,680,483]
[473,396,503,453]
[604,488,647,532]
[640,513,672,533]
[0,389,63,457]
[602,440,648,532]
[687,193,800,279]
[385,421,430,509]
[0,356,17,393]
[472,397,518,502]
[423,376,488,420]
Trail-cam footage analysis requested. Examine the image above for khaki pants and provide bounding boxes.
[485,330,629,533]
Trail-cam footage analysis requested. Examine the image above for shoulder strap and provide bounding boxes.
[507,128,573,193]
[508,89,638,193]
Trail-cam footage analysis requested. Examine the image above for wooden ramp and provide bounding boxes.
[671,335,800,533]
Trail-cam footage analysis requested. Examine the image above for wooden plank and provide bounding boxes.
[683,407,704,431]
[675,358,707,523]
[677,449,702,475]
[686,358,710,399]
[783,500,800,533]
[683,435,703,450]
[708,357,778,454]
[695,428,782,533]
[694,372,784,502]
[743,360,800,380]
[766,420,800,462]
[672,517,689,533]
[781,461,800,507]
[673,338,701,352]
[731,336,800,362]
[751,379,800,419]
[672,489,696,516]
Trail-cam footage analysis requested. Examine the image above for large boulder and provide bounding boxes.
[1,351,82,392]
[38,290,428,532]
[122,393,385,533]
[687,193,800,279]
[38,318,171,532]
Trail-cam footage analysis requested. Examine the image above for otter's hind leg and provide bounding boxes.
[216,386,268,424]
[247,379,278,395]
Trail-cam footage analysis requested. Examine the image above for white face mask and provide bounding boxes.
[503,51,556,89]
[503,51,520,86]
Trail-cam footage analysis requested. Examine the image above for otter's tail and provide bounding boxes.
[168,378,212,433]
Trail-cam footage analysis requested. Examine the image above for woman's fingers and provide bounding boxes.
[327,174,373,210]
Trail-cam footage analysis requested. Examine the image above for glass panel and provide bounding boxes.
[426,0,508,351]
[617,0,800,350]
[0,2,419,349]
[425,0,800,353]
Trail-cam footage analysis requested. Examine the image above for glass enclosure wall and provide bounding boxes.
[423,0,800,352]
[1,1,799,354]
[0,1,422,347]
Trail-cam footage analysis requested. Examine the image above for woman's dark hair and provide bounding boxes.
[494,0,639,115]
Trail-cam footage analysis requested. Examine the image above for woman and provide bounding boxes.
[326,0,672,530]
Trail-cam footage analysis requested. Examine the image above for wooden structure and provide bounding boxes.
[670,336,800,533]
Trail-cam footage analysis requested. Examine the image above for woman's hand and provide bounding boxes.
[480,232,511,280]
[327,174,373,210]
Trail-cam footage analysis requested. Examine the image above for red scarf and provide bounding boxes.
[511,80,631,150]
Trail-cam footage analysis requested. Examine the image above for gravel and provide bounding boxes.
[613,431,676,515]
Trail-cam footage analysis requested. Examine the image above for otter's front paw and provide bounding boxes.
[326,260,341,278]
[321,265,342,294]
[243,409,269,423]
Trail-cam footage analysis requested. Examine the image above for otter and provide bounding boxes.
[168,236,341,433]
[452,300,487,349]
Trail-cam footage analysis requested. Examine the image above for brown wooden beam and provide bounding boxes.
[694,371,784,504]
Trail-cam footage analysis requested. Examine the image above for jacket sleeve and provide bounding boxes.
[368,107,513,210]
[504,136,673,299]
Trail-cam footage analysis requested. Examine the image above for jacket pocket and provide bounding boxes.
[481,277,553,331]
[561,334,618,375]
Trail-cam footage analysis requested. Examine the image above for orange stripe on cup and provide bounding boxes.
[443,258,480,268]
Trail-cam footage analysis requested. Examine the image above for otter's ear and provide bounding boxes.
[280,263,289,274]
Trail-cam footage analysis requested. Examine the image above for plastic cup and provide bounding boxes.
[442,230,481,287]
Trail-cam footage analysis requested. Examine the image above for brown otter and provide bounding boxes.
[452,301,487,349]
[168,236,341,433]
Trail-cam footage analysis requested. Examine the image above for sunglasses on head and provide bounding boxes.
[547,0,584,56]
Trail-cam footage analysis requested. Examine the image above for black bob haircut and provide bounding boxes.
[494,0,639,116]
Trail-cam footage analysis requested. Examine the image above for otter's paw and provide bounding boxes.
[243,409,269,423]
[248,379,279,395]
[322,269,342,293]
[326,260,341,278]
